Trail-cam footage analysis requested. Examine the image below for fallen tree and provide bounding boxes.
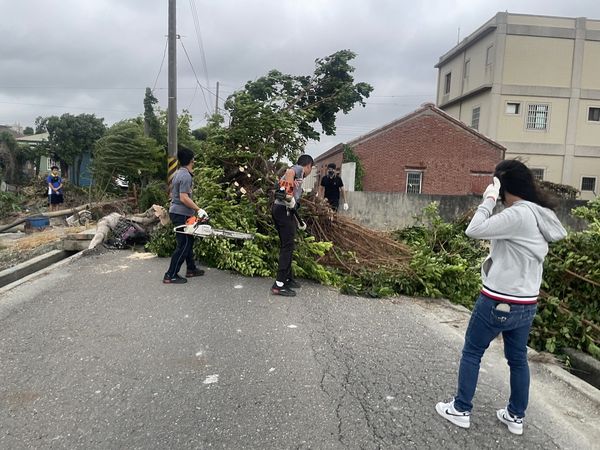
[88,205,167,249]
[144,49,599,361]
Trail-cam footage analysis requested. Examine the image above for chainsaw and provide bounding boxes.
[174,216,254,240]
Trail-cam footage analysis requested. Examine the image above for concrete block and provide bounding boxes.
[61,227,96,251]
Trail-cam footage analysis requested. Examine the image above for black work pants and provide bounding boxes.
[326,198,340,211]
[166,213,197,277]
[272,204,296,283]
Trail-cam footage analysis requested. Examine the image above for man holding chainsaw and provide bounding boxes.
[271,154,314,296]
[163,146,209,284]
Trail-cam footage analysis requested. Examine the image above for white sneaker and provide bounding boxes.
[496,408,524,435]
[435,400,470,428]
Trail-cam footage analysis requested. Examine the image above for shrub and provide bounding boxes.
[0,191,22,219]
[139,181,169,211]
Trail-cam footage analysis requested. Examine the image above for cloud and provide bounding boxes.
[2,0,600,156]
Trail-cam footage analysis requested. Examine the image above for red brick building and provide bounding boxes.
[314,103,505,195]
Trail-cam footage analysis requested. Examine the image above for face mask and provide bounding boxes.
[327,170,334,176]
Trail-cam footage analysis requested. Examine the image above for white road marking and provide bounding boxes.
[203,374,219,384]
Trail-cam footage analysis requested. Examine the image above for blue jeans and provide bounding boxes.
[454,294,537,418]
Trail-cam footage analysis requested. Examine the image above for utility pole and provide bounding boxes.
[167,0,178,189]
[215,81,219,115]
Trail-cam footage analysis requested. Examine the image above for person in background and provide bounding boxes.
[163,146,208,284]
[47,166,64,212]
[271,154,314,297]
[318,163,348,212]
[435,159,567,435]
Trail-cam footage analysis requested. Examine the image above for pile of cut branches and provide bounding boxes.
[301,197,412,273]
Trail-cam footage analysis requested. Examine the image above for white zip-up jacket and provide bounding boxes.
[466,198,567,304]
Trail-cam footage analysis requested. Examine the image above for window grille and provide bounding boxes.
[530,168,544,181]
[471,107,480,130]
[526,104,549,130]
[581,177,596,192]
[406,172,422,194]
[46,158,58,171]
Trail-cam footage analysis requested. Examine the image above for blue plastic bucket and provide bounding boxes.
[26,216,50,229]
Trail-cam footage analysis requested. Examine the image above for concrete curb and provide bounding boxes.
[538,357,600,406]
[0,250,85,296]
[0,249,69,288]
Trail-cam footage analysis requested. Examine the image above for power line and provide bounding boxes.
[0,86,227,91]
[188,0,210,89]
[371,94,432,98]
[152,36,169,92]
[0,100,139,114]
[0,86,152,90]
[0,86,432,98]
[186,84,199,110]
[363,102,427,106]
[179,38,213,114]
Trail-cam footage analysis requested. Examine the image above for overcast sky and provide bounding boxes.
[2,0,600,157]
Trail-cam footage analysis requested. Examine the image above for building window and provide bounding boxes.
[526,104,549,130]
[471,106,481,130]
[588,107,600,122]
[506,102,521,115]
[46,158,58,171]
[486,45,495,66]
[464,60,470,79]
[406,172,422,194]
[581,177,596,192]
[444,73,451,94]
[530,168,544,181]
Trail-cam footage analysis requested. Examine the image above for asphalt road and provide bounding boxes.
[0,250,599,449]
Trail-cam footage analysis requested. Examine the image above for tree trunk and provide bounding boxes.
[72,154,82,186]
[0,199,130,233]
[88,213,121,249]
[88,207,163,250]
[60,160,69,180]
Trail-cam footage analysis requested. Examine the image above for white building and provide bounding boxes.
[435,12,600,199]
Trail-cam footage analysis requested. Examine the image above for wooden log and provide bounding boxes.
[0,200,127,233]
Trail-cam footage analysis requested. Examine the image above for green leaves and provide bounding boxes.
[0,192,23,218]
[533,196,600,359]
[223,50,373,164]
[36,113,106,184]
[342,145,364,191]
[92,119,162,187]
